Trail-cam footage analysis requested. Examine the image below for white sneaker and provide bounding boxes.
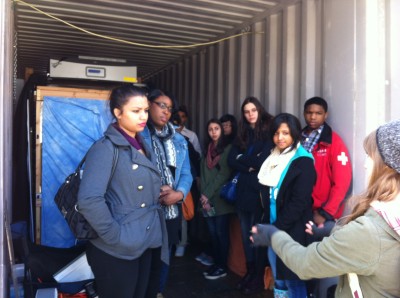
[175,245,185,257]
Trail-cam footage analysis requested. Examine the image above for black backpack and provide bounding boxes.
[54,143,118,240]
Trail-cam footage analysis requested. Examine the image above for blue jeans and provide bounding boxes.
[268,247,307,298]
[205,214,230,268]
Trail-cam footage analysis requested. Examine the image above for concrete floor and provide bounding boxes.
[163,244,273,298]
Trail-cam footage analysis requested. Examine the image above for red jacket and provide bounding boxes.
[304,124,352,219]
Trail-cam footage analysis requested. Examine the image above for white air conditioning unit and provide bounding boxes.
[49,57,137,83]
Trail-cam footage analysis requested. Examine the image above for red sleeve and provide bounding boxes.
[322,133,352,217]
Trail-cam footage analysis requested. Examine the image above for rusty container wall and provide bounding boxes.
[147,0,400,195]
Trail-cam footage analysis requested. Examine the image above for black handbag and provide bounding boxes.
[220,172,240,204]
[54,144,118,240]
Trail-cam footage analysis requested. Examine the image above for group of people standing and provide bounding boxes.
[77,83,400,298]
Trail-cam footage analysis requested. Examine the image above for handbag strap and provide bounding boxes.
[75,140,119,188]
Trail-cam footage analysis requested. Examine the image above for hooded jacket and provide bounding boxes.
[271,208,400,297]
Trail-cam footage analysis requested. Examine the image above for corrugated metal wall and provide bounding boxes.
[147,0,400,195]
[148,0,323,142]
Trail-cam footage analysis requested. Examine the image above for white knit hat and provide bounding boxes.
[376,120,400,173]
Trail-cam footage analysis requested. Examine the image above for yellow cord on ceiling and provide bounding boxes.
[14,0,262,49]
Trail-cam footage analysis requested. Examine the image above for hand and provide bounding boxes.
[159,185,183,206]
[200,195,211,211]
[305,221,317,235]
[306,220,335,239]
[313,210,326,226]
[250,224,279,247]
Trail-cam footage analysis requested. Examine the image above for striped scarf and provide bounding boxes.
[149,122,179,220]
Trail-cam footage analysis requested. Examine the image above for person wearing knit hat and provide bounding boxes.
[376,119,400,173]
[250,120,400,297]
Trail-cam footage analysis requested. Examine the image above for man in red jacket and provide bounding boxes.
[301,97,352,230]
[302,97,352,297]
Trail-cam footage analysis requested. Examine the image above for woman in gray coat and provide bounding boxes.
[78,85,168,298]
[251,120,400,298]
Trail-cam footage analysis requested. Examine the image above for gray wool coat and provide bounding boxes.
[78,124,168,262]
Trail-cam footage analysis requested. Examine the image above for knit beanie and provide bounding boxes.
[376,120,400,173]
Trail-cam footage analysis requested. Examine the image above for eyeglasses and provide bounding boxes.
[152,101,174,113]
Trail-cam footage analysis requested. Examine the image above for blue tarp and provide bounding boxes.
[41,96,112,247]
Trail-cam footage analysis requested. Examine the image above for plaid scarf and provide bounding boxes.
[302,125,324,152]
[149,121,179,220]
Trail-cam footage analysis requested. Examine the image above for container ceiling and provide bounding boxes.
[14,0,292,80]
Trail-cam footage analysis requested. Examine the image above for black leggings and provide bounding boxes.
[86,242,156,298]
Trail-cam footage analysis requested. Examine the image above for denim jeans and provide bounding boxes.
[268,247,307,298]
[205,214,230,268]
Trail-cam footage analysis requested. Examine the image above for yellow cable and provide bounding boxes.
[14,0,262,49]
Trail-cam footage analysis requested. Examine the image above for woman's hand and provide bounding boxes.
[305,221,315,235]
[250,224,279,247]
[200,194,211,211]
[159,185,184,206]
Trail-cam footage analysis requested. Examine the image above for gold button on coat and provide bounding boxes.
[138,185,144,190]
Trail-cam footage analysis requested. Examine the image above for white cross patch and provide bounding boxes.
[337,152,349,166]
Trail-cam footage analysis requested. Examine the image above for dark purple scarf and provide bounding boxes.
[113,123,144,151]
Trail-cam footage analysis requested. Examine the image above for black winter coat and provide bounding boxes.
[261,156,316,280]
[228,137,273,214]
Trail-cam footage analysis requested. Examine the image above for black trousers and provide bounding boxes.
[86,242,157,298]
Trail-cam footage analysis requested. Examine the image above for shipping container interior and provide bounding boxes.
[1,0,400,296]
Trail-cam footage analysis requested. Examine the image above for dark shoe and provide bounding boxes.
[204,267,227,280]
[236,272,252,290]
[242,276,264,295]
[203,265,217,276]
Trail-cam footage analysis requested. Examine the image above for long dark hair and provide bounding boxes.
[205,118,229,155]
[236,96,273,151]
[219,113,238,144]
[269,113,302,152]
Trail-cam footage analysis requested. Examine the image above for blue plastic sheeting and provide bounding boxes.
[41,96,112,247]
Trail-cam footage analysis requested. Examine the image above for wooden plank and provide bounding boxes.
[36,86,110,101]
[35,86,111,244]
[35,94,43,244]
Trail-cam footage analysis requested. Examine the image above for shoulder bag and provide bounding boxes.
[54,144,118,240]
[220,172,240,204]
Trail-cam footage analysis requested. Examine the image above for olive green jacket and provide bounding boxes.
[271,208,400,297]
[200,144,235,216]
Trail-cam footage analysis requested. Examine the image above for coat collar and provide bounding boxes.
[303,122,333,146]
[104,124,159,173]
